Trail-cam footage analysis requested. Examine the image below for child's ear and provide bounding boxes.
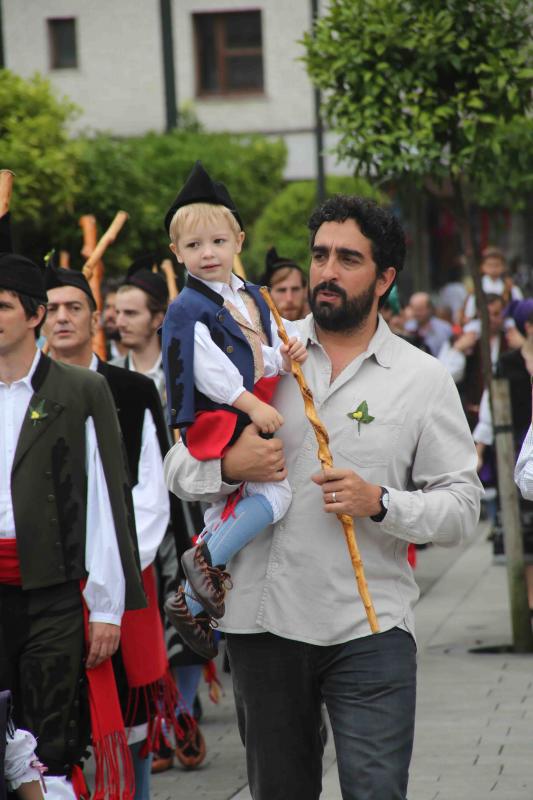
[235,231,245,255]
[169,242,184,264]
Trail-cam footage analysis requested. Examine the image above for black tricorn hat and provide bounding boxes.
[44,254,96,308]
[0,252,47,302]
[125,254,169,305]
[164,160,244,234]
[0,212,13,254]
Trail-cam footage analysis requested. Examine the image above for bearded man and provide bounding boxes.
[164,195,482,800]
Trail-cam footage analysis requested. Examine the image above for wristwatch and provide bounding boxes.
[370,486,389,522]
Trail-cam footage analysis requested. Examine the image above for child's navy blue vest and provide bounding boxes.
[161,275,272,432]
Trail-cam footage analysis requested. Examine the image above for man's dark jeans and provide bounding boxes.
[226,627,416,800]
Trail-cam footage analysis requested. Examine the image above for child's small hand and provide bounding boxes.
[249,401,284,434]
[281,337,308,371]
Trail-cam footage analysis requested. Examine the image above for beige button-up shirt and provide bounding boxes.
[164,315,482,645]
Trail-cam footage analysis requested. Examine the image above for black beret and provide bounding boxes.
[0,252,47,302]
[125,255,169,305]
[45,257,96,308]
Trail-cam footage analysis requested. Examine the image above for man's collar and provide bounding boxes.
[130,351,162,376]
[299,313,394,368]
[0,347,42,389]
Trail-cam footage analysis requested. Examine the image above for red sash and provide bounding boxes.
[186,375,281,460]
[0,539,22,585]
[80,583,134,800]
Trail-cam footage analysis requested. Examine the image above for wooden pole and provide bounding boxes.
[81,211,128,281]
[161,258,178,300]
[259,286,379,633]
[0,169,14,216]
[492,378,533,652]
[79,215,106,360]
[80,211,128,361]
[59,250,70,269]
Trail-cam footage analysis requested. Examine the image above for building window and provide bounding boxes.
[48,18,77,69]
[194,11,263,96]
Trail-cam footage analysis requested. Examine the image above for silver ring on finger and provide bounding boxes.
[332,491,337,503]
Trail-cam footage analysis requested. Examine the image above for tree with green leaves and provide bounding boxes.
[303,0,533,652]
[0,69,81,257]
[0,68,287,269]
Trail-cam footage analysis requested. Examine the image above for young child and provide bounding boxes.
[161,162,306,657]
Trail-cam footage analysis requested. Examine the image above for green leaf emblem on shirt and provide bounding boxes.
[29,399,48,426]
[347,400,375,434]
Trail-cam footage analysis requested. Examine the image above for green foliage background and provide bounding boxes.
[245,177,385,278]
[0,70,287,270]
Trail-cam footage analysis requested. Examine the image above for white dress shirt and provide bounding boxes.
[89,355,169,570]
[192,272,299,405]
[129,353,167,409]
[0,350,41,536]
[0,350,124,625]
[165,315,482,645]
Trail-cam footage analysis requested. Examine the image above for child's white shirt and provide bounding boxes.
[191,272,301,406]
[5,727,43,790]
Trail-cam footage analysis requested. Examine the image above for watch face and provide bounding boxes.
[382,490,390,510]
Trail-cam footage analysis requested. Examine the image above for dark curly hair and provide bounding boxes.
[308,195,406,276]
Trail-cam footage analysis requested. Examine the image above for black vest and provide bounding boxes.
[10,355,145,610]
[100,358,203,556]
[96,360,170,486]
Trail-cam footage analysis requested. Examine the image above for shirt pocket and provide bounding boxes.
[336,417,403,468]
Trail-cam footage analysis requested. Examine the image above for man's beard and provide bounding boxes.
[104,326,121,341]
[309,279,377,332]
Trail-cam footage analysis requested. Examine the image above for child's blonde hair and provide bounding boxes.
[169,203,242,245]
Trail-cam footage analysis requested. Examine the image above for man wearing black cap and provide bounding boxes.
[0,251,145,800]
[112,257,169,418]
[263,247,308,322]
[164,195,482,800]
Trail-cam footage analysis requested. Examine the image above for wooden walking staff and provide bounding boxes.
[80,211,128,361]
[160,258,179,300]
[259,287,380,634]
[0,170,15,217]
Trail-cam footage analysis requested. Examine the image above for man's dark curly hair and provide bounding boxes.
[308,195,406,276]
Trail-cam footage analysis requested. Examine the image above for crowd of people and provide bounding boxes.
[0,161,531,800]
[385,249,533,597]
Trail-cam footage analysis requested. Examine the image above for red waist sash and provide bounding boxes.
[187,375,281,460]
[0,539,22,585]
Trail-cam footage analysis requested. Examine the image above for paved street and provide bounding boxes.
[153,523,533,799]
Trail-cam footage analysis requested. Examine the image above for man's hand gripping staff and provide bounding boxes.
[259,286,380,634]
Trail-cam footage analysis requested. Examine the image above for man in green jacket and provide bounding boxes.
[0,251,145,800]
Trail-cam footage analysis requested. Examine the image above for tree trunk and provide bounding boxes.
[492,379,533,653]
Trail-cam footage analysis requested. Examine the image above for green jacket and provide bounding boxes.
[11,353,145,610]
